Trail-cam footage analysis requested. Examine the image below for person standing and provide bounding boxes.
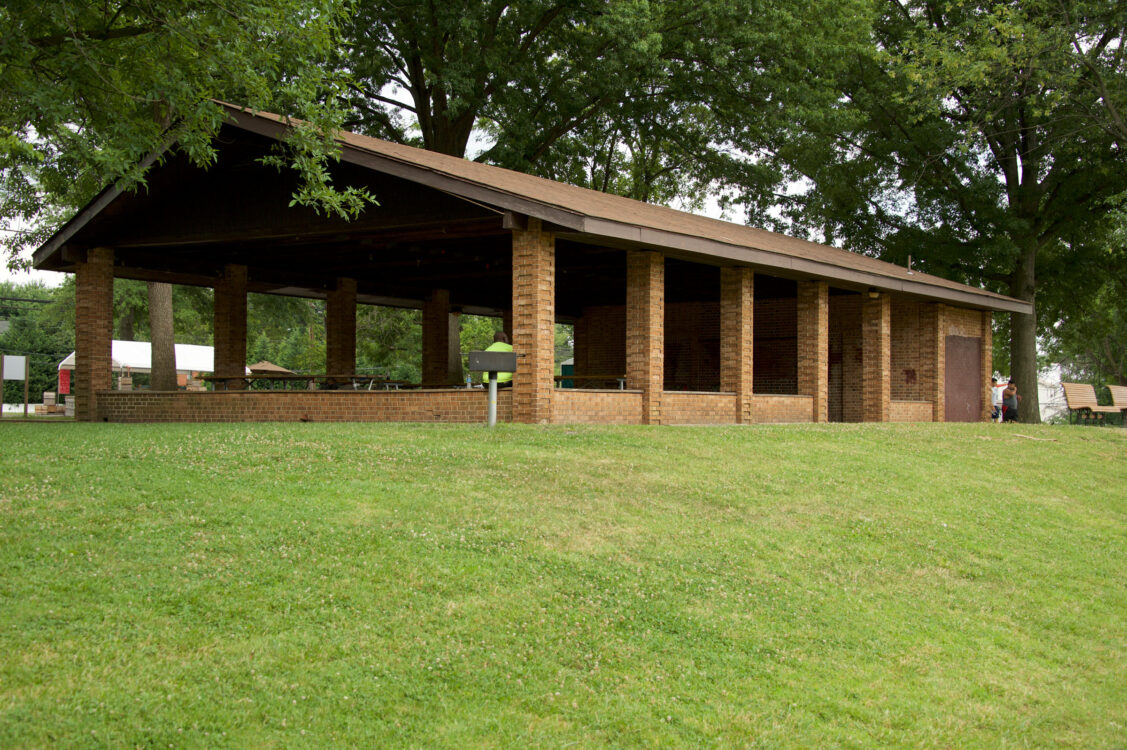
[1002,380,1021,422]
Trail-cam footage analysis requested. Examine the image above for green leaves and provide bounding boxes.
[1,0,367,269]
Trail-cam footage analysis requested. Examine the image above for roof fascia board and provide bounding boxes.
[224,108,587,232]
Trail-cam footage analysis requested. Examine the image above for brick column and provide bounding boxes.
[214,264,248,389]
[422,289,451,385]
[627,250,664,425]
[981,310,993,421]
[326,277,357,375]
[512,219,555,423]
[720,267,754,423]
[74,247,114,421]
[919,303,941,422]
[797,280,830,422]
[862,293,891,422]
[930,304,946,422]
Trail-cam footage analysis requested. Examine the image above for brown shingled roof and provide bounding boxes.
[227,106,1025,314]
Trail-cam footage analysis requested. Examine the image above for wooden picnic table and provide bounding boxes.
[202,374,409,391]
[554,374,627,390]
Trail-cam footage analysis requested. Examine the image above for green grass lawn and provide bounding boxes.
[1,422,1125,748]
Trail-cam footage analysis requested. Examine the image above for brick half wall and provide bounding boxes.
[552,389,643,424]
[663,392,737,424]
[97,390,512,424]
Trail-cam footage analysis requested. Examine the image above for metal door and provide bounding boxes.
[945,336,982,422]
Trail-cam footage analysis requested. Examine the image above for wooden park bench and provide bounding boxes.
[1108,385,1127,426]
[1062,382,1120,425]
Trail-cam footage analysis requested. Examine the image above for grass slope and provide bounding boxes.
[1,422,1125,747]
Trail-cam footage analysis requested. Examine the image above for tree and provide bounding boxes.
[752,0,1127,422]
[147,282,177,391]
[343,0,868,206]
[1,0,371,270]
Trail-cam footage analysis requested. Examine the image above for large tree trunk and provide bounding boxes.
[148,282,178,391]
[118,309,134,341]
[1010,239,1041,424]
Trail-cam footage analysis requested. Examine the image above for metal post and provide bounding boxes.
[487,371,498,427]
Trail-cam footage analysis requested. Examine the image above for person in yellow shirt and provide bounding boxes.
[482,331,513,387]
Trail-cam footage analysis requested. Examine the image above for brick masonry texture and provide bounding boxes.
[626,250,664,424]
[663,392,737,424]
[214,264,248,386]
[862,294,891,422]
[796,280,829,422]
[829,295,863,422]
[512,220,555,423]
[97,389,511,423]
[753,395,814,423]
[553,390,643,424]
[890,401,933,422]
[720,267,753,423]
[74,247,114,421]
[326,277,357,375]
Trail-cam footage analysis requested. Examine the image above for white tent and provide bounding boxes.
[57,340,244,375]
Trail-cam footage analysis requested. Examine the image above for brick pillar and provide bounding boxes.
[512,219,555,423]
[214,264,248,389]
[74,247,114,421]
[326,277,357,375]
[930,304,946,422]
[862,293,891,422]
[981,310,993,422]
[422,289,451,385]
[920,303,941,422]
[720,267,754,423]
[797,280,830,422]
[627,250,664,425]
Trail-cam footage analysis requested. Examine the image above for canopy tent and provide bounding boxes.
[248,360,295,374]
[57,340,242,375]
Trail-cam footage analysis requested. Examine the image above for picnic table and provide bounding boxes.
[203,374,408,391]
[554,374,627,390]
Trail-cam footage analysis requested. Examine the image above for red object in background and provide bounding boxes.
[58,369,70,394]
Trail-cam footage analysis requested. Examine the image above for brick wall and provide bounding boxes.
[74,247,114,421]
[720,267,753,423]
[663,392,737,424]
[891,299,921,401]
[796,281,829,422]
[829,295,862,422]
[512,220,555,423]
[574,305,626,381]
[754,297,797,394]
[552,389,643,424]
[664,301,721,391]
[753,395,814,423]
[862,294,891,422]
[890,400,932,422]
[97,389,511,423]
[626,250,664,424]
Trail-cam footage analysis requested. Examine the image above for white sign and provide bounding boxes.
[2,355,27,381]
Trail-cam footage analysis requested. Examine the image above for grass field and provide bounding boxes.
[1,421,1125,747]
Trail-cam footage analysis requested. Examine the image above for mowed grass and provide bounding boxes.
[1,422,1125,748]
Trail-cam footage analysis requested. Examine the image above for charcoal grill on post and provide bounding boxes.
[468,351,517,427]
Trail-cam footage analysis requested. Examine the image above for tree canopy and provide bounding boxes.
[746,0,1127,420]
[0,0,369,269]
